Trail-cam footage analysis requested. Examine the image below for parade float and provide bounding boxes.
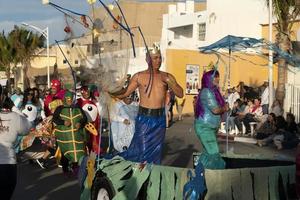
[77,152,295,200]
[38,1,298,199]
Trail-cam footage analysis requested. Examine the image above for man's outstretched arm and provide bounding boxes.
[110,73,139,99]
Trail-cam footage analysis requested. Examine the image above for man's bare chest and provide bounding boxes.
[138,74,167,90]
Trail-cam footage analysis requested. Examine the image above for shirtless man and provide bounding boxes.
[112,44,183,164]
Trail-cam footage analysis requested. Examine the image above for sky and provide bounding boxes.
[0,0,94,44]
[0,0,206,44]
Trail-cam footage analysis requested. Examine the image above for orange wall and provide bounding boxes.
[166,49,278,114]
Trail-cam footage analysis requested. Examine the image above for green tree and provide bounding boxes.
[0,31,16,92]
[266,0,300,104]
[9,26,44,89]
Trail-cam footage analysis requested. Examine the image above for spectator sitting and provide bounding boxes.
[286,113,297,134]
[234,99,254,135]
[225,99,242,133]
[274,113,300,150]
[270,99,283,117]
[255,113,276,140]
[257,115,286,147]
[241,98,263,135]
[227,87,240,110]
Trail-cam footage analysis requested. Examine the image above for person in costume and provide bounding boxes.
[194,69,228,169]
[77,85,101,154]
[36,79,66,169]
[44,79,65,117]
[111,44,183,164]
[52,90,88,174]
[110,93,138,152]
[0,85,32,199]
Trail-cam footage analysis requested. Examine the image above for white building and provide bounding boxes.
[161,0,269,52]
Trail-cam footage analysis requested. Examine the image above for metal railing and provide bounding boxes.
[284,83,300,123]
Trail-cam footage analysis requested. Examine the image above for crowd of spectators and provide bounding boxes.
[223,81,299,150]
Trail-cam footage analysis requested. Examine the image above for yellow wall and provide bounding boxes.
[166,49,278,114]
[261,20,300,41]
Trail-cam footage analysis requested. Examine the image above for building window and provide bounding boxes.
[75,60,79,64]
[174,32,180,39]
[63,59,67,64]
[198,23,206,41]
[172,25,193,39]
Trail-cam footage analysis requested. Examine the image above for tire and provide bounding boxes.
[91,171,115,200]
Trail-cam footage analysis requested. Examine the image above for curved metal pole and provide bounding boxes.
[226,49,232,153]
[55,40,77,98]
[22,22,50,88]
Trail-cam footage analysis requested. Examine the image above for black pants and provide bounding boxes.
[234,116,243,133]
[242,113,256,134]
[262,104,269,115]
[256,132,269,140]
[0,164,17,200]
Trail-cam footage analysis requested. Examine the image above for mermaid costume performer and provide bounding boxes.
[194,70,226,169]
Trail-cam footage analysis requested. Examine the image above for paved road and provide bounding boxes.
[12,116,296,200]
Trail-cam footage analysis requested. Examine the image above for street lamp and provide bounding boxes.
[22,22,50,88]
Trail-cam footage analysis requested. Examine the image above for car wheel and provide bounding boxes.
[91,171,115,200]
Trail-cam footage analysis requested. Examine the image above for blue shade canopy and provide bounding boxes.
[199,35,300,67]
[269,44,300,67]
[199,35,263,53]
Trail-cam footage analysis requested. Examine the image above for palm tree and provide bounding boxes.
[9,26,44,89]
[0,31,16,92]
[266,0,300,104]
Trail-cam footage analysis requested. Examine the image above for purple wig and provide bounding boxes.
[195,70,225,118]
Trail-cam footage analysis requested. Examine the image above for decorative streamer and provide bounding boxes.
[97,0,133,36]
[49,2,93,24]
[49,3,93,31]
[55,40,77,98]
[47,1,137,58]
[137,26,153,97]
[114,0,136,57]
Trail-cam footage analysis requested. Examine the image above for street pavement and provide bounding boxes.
[12,115,297,200]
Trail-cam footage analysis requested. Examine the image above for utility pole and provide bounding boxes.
[268,0,273,111]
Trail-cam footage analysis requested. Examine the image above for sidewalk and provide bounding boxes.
[162,115,296,169]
